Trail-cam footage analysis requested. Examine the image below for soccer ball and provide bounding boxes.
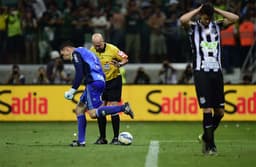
[118,132,133,145]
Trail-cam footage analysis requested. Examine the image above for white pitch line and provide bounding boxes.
[145,140,159,167]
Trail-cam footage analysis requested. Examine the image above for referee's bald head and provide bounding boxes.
[92,33,104,43]
[92,33,105,52]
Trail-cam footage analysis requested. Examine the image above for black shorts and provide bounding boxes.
[194,70,224,108]
[102,75,122,102]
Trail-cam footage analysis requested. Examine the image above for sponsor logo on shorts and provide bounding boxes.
[200,97,206,104]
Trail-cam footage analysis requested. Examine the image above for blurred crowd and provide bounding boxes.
[0,0,255,65]
[0,0,255,84]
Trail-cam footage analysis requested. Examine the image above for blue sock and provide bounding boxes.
[77,114,86,143]
[96,105,125,117]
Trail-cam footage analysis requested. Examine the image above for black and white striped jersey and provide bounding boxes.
[188,20,224,72]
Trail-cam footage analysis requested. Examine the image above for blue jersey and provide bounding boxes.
[71,47,105,89]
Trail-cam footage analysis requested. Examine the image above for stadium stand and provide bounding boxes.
[0,64,244,84]
[0,0,255,84]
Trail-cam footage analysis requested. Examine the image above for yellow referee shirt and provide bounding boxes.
[90,43,127,81]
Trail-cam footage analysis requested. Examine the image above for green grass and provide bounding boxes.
[0,122,256,167]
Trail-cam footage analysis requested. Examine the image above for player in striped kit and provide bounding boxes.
[179,3,239,155]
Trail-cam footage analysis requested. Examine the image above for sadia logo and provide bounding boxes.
[0,90,48,115]
[146,89,256,115]
[0,90,12,115]
[225,90,256,114]
[146,90,198,114]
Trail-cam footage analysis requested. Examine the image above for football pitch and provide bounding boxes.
[0,121,255,167]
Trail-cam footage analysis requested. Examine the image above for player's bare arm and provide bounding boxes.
[179,5,203,27]
[214,7,239,26]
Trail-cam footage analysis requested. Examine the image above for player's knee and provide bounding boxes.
[87,110,97,119]
[75,102,86,115]
[75,107,84,115]
[203,108,212,113]
[219,109,224,117]
[214,108,224,117]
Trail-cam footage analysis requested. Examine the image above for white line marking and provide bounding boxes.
[145,140,159,167]
[143,139,254,167]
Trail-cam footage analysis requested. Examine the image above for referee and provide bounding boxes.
[90,33,128,145]
[179,3,239,155]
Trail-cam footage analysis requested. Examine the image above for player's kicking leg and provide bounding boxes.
[95,102,134,119]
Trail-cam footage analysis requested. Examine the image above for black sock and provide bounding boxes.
[203,113,214,148]
[97,116,107,139]
[213,113,224,131]
[111,114,120,138]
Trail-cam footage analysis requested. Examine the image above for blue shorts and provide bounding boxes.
[80,80,105,110]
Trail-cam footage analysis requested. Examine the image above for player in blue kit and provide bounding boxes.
[60,42,134,147]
